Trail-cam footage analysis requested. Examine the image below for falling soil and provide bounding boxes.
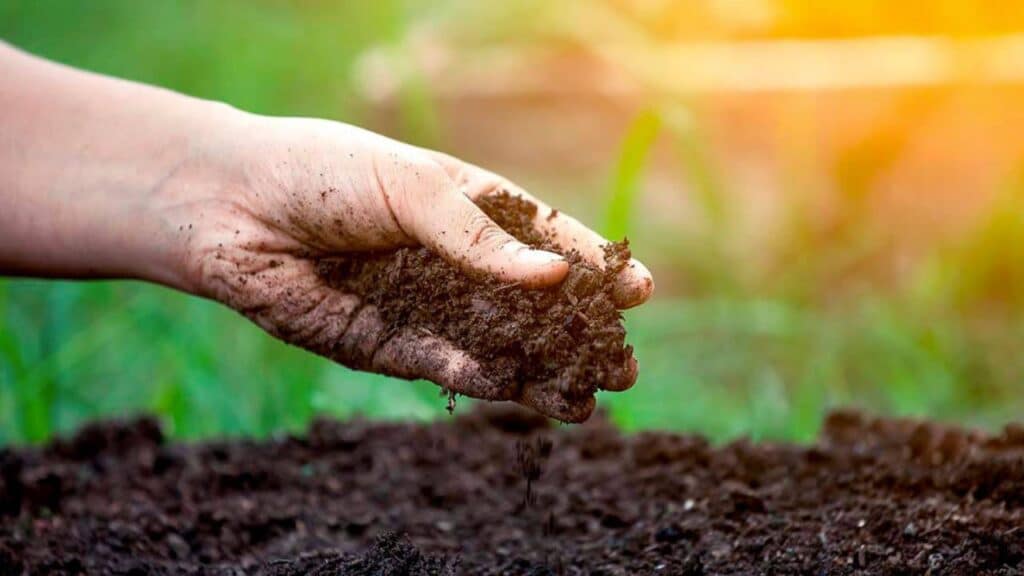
[3,407,1024,575]
[316,192,635,420]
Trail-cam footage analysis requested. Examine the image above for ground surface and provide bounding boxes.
[1,407,1023,575]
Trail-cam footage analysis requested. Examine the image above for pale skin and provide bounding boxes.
[0,43,654,421]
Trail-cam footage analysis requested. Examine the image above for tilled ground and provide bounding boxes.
[1,406,1023,575]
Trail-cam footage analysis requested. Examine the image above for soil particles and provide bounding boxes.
[2,407,1024,575]
[316,192,635,422]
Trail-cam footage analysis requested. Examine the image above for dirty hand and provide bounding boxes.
[179,114,653,417]
[0,43,653,418]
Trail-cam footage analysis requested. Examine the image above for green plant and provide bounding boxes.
[602,106,661,241]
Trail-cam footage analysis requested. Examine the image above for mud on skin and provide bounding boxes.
[3,407,1024,574]
[316,192,636,422]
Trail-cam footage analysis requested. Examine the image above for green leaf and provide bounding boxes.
[603,107,661,240]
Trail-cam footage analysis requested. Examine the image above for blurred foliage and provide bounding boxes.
[922,175,1024,312]
[603,107,661,241]
[3,1,1024,445]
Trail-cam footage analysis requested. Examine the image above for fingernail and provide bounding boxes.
[515,248,565,267]
[612,259,655,309]
[498,244,568,287]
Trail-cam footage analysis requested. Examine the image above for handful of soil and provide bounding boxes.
[317,192,635,422]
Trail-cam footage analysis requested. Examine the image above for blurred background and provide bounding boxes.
[3,0,1024,444]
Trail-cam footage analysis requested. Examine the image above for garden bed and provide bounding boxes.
[2,406,1024,574]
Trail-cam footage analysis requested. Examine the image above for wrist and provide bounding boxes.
[138,101,255,294]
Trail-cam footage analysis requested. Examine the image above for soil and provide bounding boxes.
[316,192,635,421]
[2,408,1024,575]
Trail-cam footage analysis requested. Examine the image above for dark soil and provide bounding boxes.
[3,408,1024,575]
[316,192,635,421]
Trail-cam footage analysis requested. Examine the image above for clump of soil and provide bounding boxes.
[316,192,634,419]
[3,408,1024,574]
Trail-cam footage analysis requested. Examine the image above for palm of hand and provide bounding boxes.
[186,117,652,420]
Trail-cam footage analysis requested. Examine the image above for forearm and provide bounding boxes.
[0,42,240,289]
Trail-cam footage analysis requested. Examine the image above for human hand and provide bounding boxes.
[166,113,653,419]
[0,45,652,420]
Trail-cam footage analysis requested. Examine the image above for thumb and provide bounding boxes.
[392,162,568,288]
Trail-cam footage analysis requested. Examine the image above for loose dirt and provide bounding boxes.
[2,407,1023,574]
[316,192,635,422]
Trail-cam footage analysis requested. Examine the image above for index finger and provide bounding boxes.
[434,156,654,309]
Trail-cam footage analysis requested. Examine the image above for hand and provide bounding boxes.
[170,113,653,420]
[0,43,652,420]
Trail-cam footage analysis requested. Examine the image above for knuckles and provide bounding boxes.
[376,154,454,229]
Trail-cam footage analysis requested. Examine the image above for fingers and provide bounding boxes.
[518,380,597,423]
[599,355,639,392]
[532,204,654,309]
[383,159,568,288]
[374,327,604,423]
[363,325,606,424]
[417,190,569,288]
[294,298,617,422]
[334,304,387,369]
[335,308,610,422]
[428,153,654,308]
[340,317,617,422]
[358,316,629,423]
[516,352,636,421]
[372,328,515,401]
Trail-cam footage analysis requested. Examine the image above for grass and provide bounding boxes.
[2,1,1024,445]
